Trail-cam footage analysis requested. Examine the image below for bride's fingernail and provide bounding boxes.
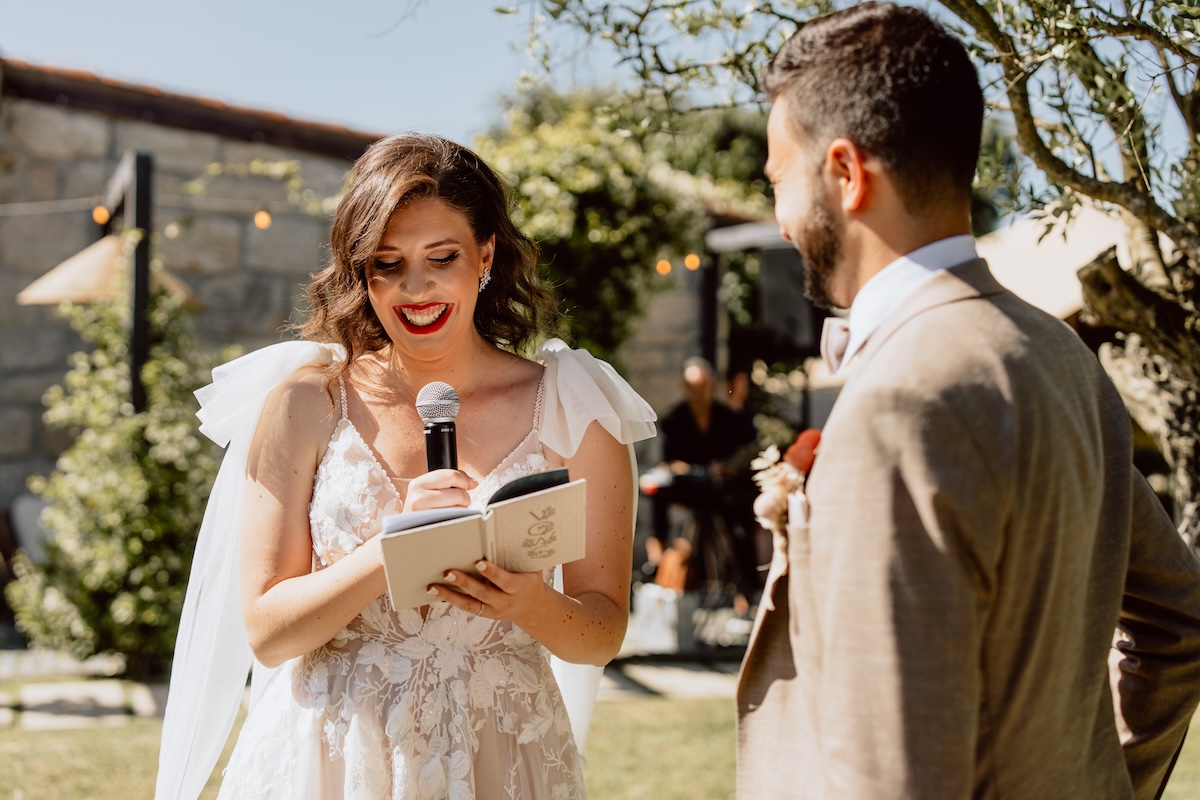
[427,586,440,597]
[444,572,457,583]
[475,561,487,572]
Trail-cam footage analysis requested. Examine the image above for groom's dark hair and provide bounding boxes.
[764,2,984,213]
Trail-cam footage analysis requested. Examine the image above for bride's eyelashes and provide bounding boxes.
[370,252,460,272]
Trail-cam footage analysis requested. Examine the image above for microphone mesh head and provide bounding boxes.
[415,381,460,422]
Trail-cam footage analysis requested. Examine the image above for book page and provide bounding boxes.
[381,506,477,534]
[489,479,587,573]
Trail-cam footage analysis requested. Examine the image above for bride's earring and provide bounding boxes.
[478,268,492,292]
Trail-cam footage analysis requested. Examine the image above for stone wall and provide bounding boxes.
[0,97,356,510]
[0,95,705,517]
[618,266,707,465]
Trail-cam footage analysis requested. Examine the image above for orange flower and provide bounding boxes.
[752,429,821,536]
[783,429,821,474]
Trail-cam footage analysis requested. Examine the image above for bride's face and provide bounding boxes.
[365,197,494,355]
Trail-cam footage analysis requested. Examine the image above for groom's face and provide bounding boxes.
[766,99,845,310]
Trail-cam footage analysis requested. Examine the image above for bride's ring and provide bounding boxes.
[477,600,485,616]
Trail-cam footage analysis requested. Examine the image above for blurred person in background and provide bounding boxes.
[646,357,761,612]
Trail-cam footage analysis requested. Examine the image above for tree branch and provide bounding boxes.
[1078,248,1200,386]
[1086,13,1200,64]
[1187,68,1200,158]
[1156,47,1196,142]
[937,0,1200,261]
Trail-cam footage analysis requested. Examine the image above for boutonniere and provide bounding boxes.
[751,429,821,536]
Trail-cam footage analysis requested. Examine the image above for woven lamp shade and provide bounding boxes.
[17,234,200,308]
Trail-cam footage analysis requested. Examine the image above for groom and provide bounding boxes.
[737,4,1200,799]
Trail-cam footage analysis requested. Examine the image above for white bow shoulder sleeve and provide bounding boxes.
[155,341,342,800]
[536,338,657,457]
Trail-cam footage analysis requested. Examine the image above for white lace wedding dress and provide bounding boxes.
[154,339,657,800]
[218,378,583,799]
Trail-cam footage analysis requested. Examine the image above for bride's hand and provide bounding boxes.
[402,469,477,512]
[430,561,550,625]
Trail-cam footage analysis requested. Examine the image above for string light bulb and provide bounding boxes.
[92,206,110,225]
[253,209,272,230]
[684,253,701,270]
[656,259,672,275]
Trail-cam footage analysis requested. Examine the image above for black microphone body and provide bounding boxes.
[415,381,461,472]
[423,420,457,471]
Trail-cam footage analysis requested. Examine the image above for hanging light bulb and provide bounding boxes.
[656,259,672,275]
[254,209,272,230]
[92,205,110,225]
[684,253,701,270]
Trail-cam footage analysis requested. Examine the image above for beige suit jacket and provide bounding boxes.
[737,260,1200,799]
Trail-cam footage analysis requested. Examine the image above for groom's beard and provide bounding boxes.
[796,195,842,311]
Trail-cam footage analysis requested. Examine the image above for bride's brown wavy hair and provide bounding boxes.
[301,133,559,371]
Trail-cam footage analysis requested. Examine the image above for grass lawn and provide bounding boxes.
[0,693,736,800]
[0,714,234,800]
[4,687,1199,800]
[1163,712,1200,800]
[585,697,736,800]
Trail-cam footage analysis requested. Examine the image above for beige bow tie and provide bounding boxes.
[820,316,852,373]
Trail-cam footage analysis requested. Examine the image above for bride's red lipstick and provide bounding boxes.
[394,303,452,335]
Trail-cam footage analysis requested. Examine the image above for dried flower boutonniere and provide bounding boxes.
[751,429,822,537]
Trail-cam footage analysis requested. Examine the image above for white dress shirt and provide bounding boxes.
[833,235,979,375]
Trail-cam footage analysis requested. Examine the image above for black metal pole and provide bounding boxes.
[700,253,718,367]
[129,152,153,413]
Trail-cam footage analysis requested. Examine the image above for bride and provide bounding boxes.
[155,133,657,799]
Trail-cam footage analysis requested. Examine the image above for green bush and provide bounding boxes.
[477,88,769,364]
[5,282,235,679]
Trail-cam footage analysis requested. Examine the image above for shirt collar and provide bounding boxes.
[837,235,978,373]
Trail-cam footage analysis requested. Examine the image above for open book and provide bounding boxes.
[379,468,587,611]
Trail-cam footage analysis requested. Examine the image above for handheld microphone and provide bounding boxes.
[415,381,460,471]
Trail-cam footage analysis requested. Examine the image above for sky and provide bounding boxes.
[3,2,1183,212]
[0,0,619,143]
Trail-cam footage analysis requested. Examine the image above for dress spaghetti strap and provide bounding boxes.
[532,374,546,436]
